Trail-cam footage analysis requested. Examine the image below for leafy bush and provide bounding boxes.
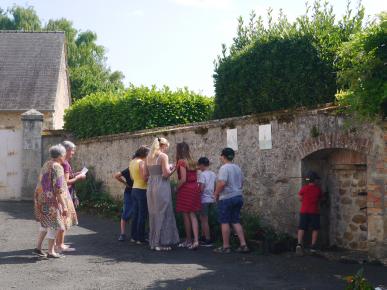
[336,12,387,120]
[213,0,365,118]
[75,168,122,219]
[64,85,214,138]
[214,35,336,118]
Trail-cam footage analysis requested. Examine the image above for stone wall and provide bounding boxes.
[41,130,74,165]
[72,107,386,261]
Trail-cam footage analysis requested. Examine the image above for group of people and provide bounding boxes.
[115,137,250,253]
[33,141,85,258]
[32,136,323,258]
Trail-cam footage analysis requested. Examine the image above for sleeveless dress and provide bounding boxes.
[175,160,201,213]
[146,156,180,248]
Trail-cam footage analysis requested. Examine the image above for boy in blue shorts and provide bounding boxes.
[198,157,216,247]
[115,165,134,241]
[213,148,249,254]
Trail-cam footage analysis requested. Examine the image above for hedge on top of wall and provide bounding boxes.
[64,85,214,139]
[213,1,366,118]
[214,35,337,118]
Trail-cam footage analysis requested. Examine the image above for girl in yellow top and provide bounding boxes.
[129,146,149,244]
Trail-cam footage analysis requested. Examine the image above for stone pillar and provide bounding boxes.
[367,121,387,264]
[20,109,44,200]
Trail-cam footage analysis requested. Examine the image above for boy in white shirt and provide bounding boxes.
[197,157,216,247]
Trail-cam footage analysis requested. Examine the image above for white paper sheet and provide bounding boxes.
[259,124,272,150]
[227,128,238,151]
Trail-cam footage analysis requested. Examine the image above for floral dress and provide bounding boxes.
[34,160,77,230]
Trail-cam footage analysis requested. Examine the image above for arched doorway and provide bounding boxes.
[301,148,368,250]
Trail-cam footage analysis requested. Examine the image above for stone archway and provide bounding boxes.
[302,148,368,250]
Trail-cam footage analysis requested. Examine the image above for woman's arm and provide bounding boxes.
[160,154,173,178]
[176,161,187,190]
[66,172,85,186]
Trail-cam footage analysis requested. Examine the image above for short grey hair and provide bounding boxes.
[62,140,76,151]
[49,144,66,159]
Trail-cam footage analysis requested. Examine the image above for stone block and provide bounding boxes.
[349,241,358,249]
[352,215,367,224]
[344,232,354,241]
[349,224,358,231]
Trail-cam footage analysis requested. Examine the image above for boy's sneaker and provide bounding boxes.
[235,245,250,253]
[309,244,318,253]
[199,239,213,247]
[118,234,126,242]
[295,244,304,256]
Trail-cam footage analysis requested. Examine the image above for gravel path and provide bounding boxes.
[1,201,386,290]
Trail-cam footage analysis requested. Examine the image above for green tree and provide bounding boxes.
[0,6,41,31]
[336,12,387,119]
[0,5,124,100]
[214,0,366,118]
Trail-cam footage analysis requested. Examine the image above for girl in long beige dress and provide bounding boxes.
[145,138,180,251]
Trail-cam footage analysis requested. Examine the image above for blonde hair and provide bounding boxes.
[150,137,169,159]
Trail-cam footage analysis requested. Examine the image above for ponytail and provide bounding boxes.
[150,137,169,159]
[150,138,160,159]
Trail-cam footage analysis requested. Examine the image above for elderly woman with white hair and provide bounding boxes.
[33,144,69,258]
[55,140,85,252]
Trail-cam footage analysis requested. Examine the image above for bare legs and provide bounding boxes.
[297,229,304,245]
[120,219,127,235]
[297,229,319,246]
[221,223,247,249]
[36,230,47,250]
[56,230,66,250]
[183,213,192,243]
[190,212,199,244]
[182,212,199,246]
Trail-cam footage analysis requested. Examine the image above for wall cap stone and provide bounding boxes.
[76,103,343,144]
[21,109,44,121]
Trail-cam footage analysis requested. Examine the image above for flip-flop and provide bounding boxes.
[61,247,76,252]
[47,253,65,259]
[188,242,199,251]
[32,248,47,257]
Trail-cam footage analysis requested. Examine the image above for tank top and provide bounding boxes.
[129,159,147,189]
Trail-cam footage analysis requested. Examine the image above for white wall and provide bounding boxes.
[0,129,22,199]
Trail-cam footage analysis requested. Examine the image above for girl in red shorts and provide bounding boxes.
[175,142,201,250]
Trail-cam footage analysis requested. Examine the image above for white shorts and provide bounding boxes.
[39,226,58,240]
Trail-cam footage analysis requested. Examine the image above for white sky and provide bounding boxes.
[2,0,385,96]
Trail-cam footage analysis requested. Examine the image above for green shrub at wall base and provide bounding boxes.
[64,86,214,139]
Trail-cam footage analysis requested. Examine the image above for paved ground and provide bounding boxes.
[1,201,386,290]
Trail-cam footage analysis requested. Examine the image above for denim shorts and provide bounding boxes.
[121,188,133,221]
[217,195,243,224]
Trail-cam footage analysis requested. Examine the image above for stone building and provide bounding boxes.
[0,31,71,199]
[71,106,386,262]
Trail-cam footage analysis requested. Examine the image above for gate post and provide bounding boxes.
[20,109,43,200]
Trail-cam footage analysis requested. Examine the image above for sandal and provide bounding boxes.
[188,242,199,251]
[32,248,47,258]
[47,253,65,259]
[235,245,250,253]
[178,241,192,248]
[213,247,231,254]
[155,246,172,251]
